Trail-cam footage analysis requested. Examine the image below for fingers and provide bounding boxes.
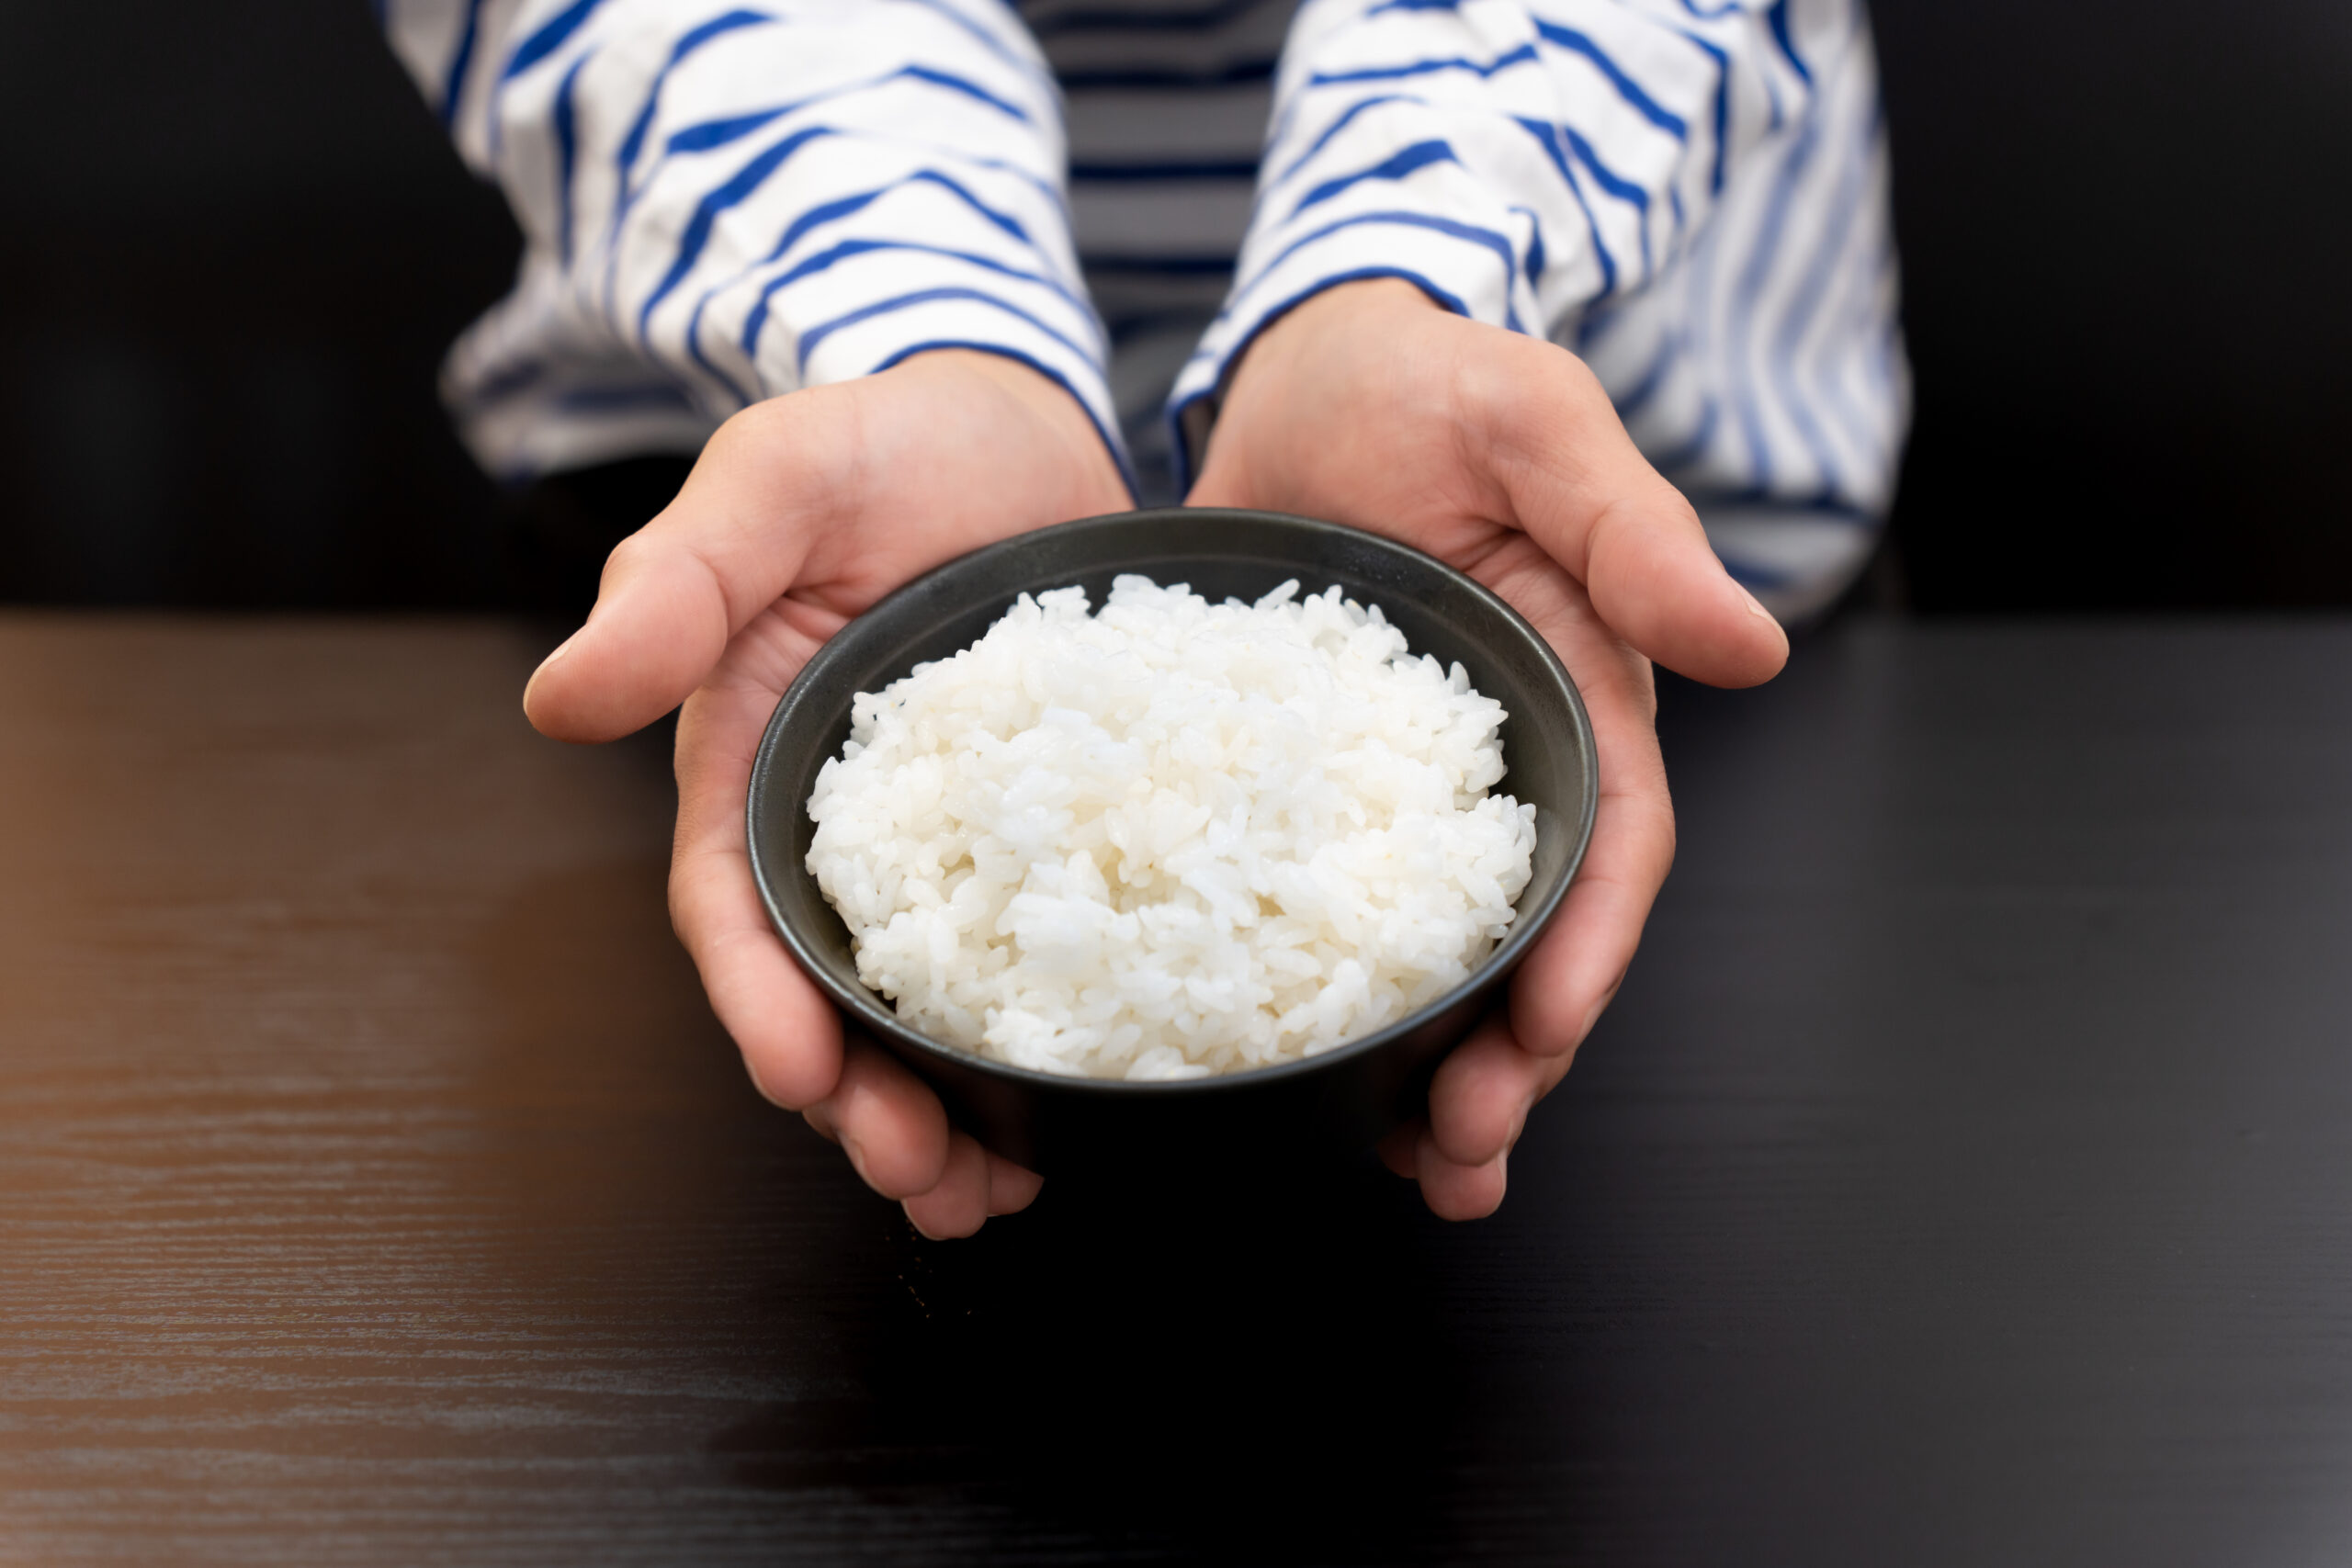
[1583,490,1789,690]
[1457,552,1673,1063]
[1428,1016,1574,1167]
[670,668,1029,1232]
[1402,608,1678,1220]
[1414,1126,1510,1221]
[902,1132,990,1239]
[1398,634,1672,1221]
[806,1062,1043,1235]
[984,1151,1045,1216]
[777,1025,961,1212]
[1470,337,1788,692]
[1505,716,1672,1060]
[899,1137,1045,1238]
[525,396,852,743]
[1378,1111,1516,1222]
[815,1041,954,1199]
[670,679,849,1110]
[1399,1015,1575,1222]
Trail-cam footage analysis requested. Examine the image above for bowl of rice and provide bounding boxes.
[746,508,1595,1177]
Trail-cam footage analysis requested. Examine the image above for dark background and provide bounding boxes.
[3,0,2346,611]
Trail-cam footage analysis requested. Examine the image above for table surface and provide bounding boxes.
[3,612,2349,1567]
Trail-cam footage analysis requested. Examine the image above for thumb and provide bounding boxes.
[1486,338,1788,690]
[523,396,846,742]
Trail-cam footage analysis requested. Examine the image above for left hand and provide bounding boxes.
[1188,278,1788,1219]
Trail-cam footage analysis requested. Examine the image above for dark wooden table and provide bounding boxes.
[4,613,2349,1566]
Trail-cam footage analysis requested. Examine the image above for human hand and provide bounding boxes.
[523,351,1131,1237]
[1187,277,1788,1219]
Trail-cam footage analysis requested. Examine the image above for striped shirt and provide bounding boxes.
[383,0,1908,617]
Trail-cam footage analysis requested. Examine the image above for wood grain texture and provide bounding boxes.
[2,614,2350,1566]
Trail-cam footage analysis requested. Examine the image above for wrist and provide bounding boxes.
[1200,277,1443,465]
[893,348,1131,506]
[1238,277,1441,376]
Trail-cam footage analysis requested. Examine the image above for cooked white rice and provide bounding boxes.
[804,575,1536,1081]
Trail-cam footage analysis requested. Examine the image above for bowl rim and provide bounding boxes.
[745,506,1598,1098]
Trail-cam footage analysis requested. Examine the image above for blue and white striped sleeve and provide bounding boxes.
[1170,0,1845,469]
[381,0,1126,489]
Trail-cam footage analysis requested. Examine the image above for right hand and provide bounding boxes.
[522,350,1133,1238]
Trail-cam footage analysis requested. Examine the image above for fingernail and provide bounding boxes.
[522,635,579,718]
[1736,583,1780,626]
[841,1135,873,1186]
[531,631,580,682]
[905,1204,943,1242]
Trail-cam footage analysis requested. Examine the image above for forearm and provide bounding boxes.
[1173,0,1851,473]
[382,0,1125,483]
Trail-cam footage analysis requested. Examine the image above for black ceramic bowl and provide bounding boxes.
[746,509,1596,1179]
